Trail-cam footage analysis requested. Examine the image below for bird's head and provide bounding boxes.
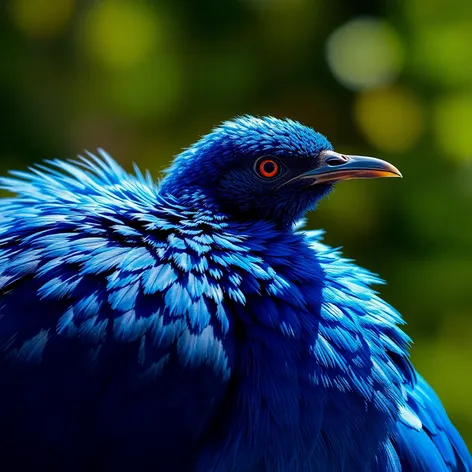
[160,116,401,227]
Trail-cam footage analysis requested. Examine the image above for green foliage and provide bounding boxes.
[1,0,471,447]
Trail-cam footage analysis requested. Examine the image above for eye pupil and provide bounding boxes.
[258,159,280,178]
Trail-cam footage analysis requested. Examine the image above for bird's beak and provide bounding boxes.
[297,150,402,184]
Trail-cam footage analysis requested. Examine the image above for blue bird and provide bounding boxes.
[0,116,470,472]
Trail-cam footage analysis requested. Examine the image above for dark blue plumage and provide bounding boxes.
[0,116,470,471]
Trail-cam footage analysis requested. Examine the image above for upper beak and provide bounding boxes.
[297,150,402,184]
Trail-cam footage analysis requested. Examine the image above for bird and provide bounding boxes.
[0,116,470,472]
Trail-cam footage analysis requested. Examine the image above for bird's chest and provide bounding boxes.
[221,301,394,472]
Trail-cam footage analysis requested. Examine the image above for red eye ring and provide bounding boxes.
[258,159,280,178]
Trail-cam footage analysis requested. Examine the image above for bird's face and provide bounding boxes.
[161,116,401,227]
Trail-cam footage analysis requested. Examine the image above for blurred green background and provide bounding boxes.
[0,0,471,447]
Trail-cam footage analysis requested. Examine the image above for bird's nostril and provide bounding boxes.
[325,154,349,167]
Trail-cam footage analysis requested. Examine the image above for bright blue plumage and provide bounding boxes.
[0,116,470,471]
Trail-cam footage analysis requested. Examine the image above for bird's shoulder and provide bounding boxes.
[0,151,237,375]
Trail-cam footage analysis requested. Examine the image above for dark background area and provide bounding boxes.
[1,0,471,446]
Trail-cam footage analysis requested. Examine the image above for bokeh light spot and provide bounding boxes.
[326,18,404,91]
[434,94,472,162]
[81,0,160,69]
[412,23,472,86]
[10,0,75,38]
[354,86,424,153]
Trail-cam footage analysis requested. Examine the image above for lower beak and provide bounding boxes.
[299,150,402,184]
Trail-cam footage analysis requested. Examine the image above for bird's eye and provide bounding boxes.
[257,158,280,179]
